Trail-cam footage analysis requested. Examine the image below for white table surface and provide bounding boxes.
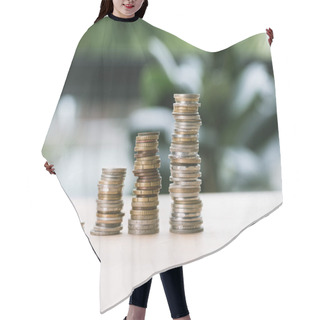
[75,191,282,313]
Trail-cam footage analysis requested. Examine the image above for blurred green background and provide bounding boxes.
[42,21,281,197]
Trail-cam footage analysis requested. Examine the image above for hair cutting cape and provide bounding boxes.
[41,13,282,314]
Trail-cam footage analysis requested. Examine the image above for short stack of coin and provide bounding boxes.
[168,93,204,233]
[128,132,162,235]
[90,168,126,236]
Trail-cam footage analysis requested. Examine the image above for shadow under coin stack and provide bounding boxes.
[90,168,126,236]
[129,132,162,235]
[168,94,204,234]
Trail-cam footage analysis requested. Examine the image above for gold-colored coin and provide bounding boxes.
[173,198,201,205]
[134,151,159,157]
[102,168,127,173]
[135,180,162,188]
[173,93,200,101]
[134,163,161,170]
[96,212,125,218]
[130,213,159,220]
[132,196,158,202]
[135,140,158,146]
[132,202,159,209]
[135,159,160,166]
[137,131,160,136]
[95,220,122,226]
[169,156,201,164]
[171,207,202,213]
[132,189,160,196]
[173,129,199,135]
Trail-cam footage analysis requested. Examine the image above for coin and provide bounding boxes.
[130,213,159,220]
[170,216,203,223]
[173,93,200,100]
[128,228,159,235]
[93,225,123,232]
[130,208,159,215]
[129,218,159,225]
[134,163,161,170]
[173,200,202,205]
[171,212,201,218]
[132,199,159,207]
[96,212,125,218]
[137,131,160,136]
[90,229,122,236]
[132,196,158,202]
[167,94,204,233]
[133,189,160,196]
[170,227,203,234]
[128,224,158,230]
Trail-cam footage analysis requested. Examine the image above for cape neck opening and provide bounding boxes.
[108,12,140,22]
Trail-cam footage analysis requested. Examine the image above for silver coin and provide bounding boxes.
[170,216,203,222]
[97,203,124,209]
[128,218,159,225]
[130,214,159,220]
[169,218,203,225]
[171,180,202,187]
[170,227,203,234]
[95,222,122,228]
[97,202,124,208]
[96,215,124,221]
[128,224,159,230]
[171,212,201,218]
[174,124,201,130]
[172,133,199,138]
[97,202,124,207]
[169,222,203,229]
[128,228,159,235]
[90,229,121,236]
[93,225,123,232]
[100,175,126,180]
[173,101,200,106]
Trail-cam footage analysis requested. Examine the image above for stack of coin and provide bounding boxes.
[128,132,162,235]
[168,94,204,233]
[90,168,126,236]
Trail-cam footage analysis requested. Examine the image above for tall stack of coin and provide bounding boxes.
[90,168,126,236]
[128,132,162,235]
[168,94,204,233]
